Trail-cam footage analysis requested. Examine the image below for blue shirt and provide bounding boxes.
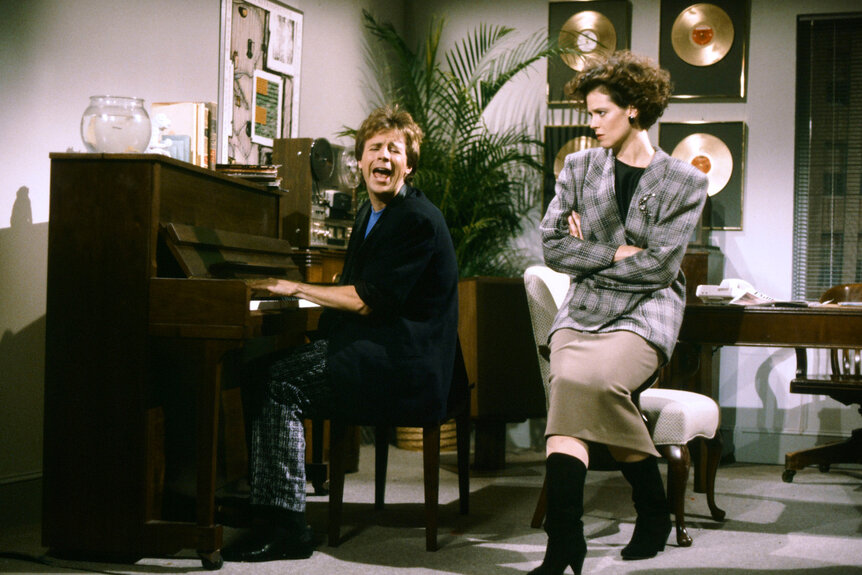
[365,207,384,238]
[364,184,408,238]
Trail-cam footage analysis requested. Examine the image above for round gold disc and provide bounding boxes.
[559,11,616,71]
[554,135,600,177]
[671,133,733,196]
[671,3,734,66]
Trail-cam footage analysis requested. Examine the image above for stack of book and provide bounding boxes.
[150,101,216,168]
[215,164,282,190]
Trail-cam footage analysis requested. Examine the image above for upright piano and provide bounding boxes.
[43,154,322,568]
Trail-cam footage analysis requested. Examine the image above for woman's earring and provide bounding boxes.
[628,115,636,125]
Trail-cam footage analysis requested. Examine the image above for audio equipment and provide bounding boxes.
[273,138,360,249]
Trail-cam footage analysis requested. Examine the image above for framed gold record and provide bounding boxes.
[548,1,631,107]
[659,122,746,230]
[659,0,749,101]
[543,125,600,212]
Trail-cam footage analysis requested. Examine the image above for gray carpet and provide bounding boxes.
[2,445,861,574]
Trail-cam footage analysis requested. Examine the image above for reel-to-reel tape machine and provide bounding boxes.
[273,138,361,249]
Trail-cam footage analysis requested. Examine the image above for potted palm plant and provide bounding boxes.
[352,9,560,277]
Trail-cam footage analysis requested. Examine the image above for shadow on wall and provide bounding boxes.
[0,185,49,482]
[0,317,46,481]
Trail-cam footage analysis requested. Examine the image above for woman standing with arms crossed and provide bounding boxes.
[531,51,708,575]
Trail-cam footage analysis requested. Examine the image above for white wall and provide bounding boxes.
[1,0,859,482]
[0,0,401,483]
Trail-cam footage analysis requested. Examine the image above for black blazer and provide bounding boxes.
[319,185,459,425]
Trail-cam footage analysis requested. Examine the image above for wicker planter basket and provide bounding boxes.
[395,420,457,451]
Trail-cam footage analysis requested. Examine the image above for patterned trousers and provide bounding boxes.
[246,338,332,512]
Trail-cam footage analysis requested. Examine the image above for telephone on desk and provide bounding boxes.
[695,278,775,305]
[694,280,819,307]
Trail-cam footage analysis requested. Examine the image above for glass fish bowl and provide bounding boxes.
[80,95,151,153]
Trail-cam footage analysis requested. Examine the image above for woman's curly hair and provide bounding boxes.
[564,50,673,130]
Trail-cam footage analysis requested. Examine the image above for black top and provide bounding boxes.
[615,158,645,222]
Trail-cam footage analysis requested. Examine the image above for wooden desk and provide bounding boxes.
[670,303,862,398]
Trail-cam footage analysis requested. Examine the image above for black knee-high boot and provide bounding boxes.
[619,456,672,560]
[529,453,588,575]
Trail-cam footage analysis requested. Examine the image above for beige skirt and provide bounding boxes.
[546,328,661,457]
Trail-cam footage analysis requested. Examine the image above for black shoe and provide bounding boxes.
[223,524,316,562]
[528,536,586,575]
[619,456,672,560]
[620,515,672,560]
[529,453,588,575]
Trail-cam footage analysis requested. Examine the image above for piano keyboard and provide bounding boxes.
[249,296,320,311]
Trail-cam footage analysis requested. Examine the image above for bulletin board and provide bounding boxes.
[218,0,302,164]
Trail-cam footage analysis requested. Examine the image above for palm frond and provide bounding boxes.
[356,11,564,276]
[479,29,558,105]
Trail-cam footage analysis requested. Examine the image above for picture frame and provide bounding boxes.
[266,7,301,76]
[547,1,631,107]
[659,121,747,230]
[217,0,303,164]
[251,69,283,147]
[659,0,750,101]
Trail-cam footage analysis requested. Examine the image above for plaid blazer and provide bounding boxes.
[541,146,708,361]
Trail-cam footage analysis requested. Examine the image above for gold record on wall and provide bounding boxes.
[548,1,631,105]
[671,133,733,196]
[660,121,746,229]
[559,11,616,71]
[659,0,749,101]
[671,3,734,66]
[554,136,600,177]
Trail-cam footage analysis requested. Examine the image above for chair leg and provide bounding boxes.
[306,418,329,495]
[423,424,441,551]
[374,426,390,510]
[704,433,726,521]
[658,444,693,547]
[328,421,351,547]
[531,476,547,529]
[455,410,471,515]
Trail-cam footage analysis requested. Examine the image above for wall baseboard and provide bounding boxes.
[729,426,849,465]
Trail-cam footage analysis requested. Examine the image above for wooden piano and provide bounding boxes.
[43,154,325,568]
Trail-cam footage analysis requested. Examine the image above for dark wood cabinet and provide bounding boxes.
[458,277,547,469]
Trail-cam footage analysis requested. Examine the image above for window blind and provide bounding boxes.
[793,13,862,301]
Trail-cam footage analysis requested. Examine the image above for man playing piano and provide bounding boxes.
[222,105,460,562]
